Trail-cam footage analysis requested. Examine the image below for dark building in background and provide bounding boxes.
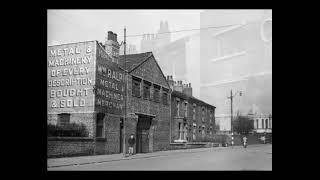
[167,76,216,143]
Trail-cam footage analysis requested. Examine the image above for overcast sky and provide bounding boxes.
[48,10,203,50]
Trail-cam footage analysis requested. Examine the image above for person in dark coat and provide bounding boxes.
[128,134,135,155]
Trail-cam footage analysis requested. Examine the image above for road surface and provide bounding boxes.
[48,144,272,171]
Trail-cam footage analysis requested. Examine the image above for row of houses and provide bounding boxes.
[47,31,216,156]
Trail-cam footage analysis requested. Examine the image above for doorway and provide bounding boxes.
[136,116,152,153]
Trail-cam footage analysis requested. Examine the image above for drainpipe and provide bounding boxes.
[169,91,172,144]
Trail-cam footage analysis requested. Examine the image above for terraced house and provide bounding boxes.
[167,76,216,144]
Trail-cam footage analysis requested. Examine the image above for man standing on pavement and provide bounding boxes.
[128,134,135,156]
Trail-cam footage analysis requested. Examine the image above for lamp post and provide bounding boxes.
[227,89,243,147]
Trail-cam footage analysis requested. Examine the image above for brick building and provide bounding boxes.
[47,31,171,156]
[167,76,216,143]
[118,52,171,153]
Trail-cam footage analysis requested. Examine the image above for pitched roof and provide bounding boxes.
[118,52,153,72]
[171,90,216,108]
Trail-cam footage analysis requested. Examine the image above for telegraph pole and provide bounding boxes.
[230,90,233,133]
[123,27,127,157]
[228,90,234,147]
[227,89,242,147]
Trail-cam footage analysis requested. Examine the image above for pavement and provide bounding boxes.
[47,144,271,170]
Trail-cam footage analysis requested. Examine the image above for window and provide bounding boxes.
[256,119,259,129]
[192,124,196,141]
[132,77,141,97]
[96,113,105,137]
[184,102,188,117]
[162,89,168,105]
[202,107,205,122]
[183,123,188,140]
[153,85,160,102]
[199,126,201,133]
[193,104,196,121]
[58,113,70,126]
[176,100,180,117]
[265,119,268,129]
[262,119,264,129]
[215,30,246,59]
[143,81,151,100]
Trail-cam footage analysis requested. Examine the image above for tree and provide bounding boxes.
[233,115,254,135]
[214,123,220,133]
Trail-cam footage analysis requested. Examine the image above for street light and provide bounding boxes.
[227,90,243,147]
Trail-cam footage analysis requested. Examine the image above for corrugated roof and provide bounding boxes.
[118,52,153,72]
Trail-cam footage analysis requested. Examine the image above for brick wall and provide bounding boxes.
[104,114,121,154]
[47,137,95,158]
[47,136,121,158]
[125,58,171,153]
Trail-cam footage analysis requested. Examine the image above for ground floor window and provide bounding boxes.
[96,113,105,137]
[193,124,196,140]
[183,123,187,140]
[58,113,70,126]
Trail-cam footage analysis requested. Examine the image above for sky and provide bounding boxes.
[48,10,203,50]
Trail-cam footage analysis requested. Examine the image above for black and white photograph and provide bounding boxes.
[47,9,272,171]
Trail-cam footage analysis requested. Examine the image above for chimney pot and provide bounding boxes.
[108,31,113,40]
[112,33,115,41]
[114,33,117,42]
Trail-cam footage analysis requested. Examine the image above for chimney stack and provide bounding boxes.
[108,31,113,40]
[114,33,117,42]
[105,31,120,62]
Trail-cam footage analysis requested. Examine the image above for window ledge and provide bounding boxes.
[174,139,187,143]
[47,137,94,141]
[132,95,141,98]
[95,137,107,142]
[211,51,247,63]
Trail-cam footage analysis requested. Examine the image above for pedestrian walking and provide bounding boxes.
[128,134,135,156]
[243,136,247,148]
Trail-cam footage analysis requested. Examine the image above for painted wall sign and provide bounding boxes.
[95,43,125,115]
[48,41,125,115]
[47,41,96,113]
